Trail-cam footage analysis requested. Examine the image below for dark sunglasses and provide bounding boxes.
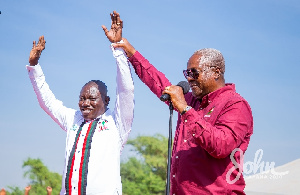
[183,66,218,79]
[183,68,200,79]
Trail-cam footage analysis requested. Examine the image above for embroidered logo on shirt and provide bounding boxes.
[98,119,109,132]
[70,124,79,131]
[204,107,214,118]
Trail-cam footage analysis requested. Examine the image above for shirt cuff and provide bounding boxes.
[111,40,126,58]
[26,64,44,79]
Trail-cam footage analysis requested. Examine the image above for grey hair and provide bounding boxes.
[194,48,225,74]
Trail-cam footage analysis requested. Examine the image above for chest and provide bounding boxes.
[66,117,119,155]
[174,97,228,151]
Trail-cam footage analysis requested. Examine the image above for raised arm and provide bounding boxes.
[46,186,52,195]
[103,12,171,99]
[26,36,77,131]
[24,185,31,195]
[103,11,134,152]
[113,38,172,100]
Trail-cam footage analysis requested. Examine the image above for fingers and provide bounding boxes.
[39,35,46,49]
[111,11,117,25]
[111,42,123,49]
[115,11,121,25]
[115,11,123,28]
[32,40,36,49]
[101,25,109,35]
[163,86,171,95]
[110,12,114,26]
[33,35,45,50]
[110,10,122,28]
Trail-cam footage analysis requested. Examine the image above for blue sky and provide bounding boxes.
[1,0,299,189]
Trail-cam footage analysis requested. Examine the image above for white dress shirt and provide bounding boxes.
[26,46,134,195]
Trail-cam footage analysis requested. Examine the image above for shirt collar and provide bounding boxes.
[201,83,235,107]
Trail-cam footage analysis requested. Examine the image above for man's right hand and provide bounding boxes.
[29,35,45,66]
[102,11,123,43]
[112,38,136,58]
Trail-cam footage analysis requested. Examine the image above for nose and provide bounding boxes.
[82,99,90,106]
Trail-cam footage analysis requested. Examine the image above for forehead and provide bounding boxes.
[80,83,101,96]
[187,54,203,69]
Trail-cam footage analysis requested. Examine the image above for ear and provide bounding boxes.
[105,96,110,106]
[214,67,221,80]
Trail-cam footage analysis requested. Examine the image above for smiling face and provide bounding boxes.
[186,49,225,100]
[78,82,109,121]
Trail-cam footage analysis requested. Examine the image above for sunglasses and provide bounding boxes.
[183,66,218,79]
[183,68,201,79]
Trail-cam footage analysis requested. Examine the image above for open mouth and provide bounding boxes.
[81,109,92,115]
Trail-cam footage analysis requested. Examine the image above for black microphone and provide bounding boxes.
[160,81,190,101]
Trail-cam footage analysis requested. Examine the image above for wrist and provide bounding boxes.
[126,49,136,58]
[180,106,192,115]
[29,59,38,66]
[29,63,38,66]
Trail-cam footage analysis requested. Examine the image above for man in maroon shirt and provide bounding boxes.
[103,17,253,194]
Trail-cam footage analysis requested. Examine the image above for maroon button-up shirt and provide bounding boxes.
[129,51,253,195]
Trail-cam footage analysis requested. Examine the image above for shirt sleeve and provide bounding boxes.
[26,64,77,131]
[111,45,135,152]
[182,100,253,159]
[128,51,172,99]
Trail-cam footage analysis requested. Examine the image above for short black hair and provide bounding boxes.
[84,80,108,97]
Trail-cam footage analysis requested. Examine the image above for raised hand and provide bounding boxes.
[29,36,46,66]
[102,11,123,43]
[24,185,31,195]
[46,186,52,195]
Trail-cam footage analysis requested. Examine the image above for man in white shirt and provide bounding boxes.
[27,11,134,195]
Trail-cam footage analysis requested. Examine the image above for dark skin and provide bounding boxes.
[102,10,123,43]
[29,35,45,66]
[185,53,225,100]
[28,11,125,120]
[110,12,225,113]
[79,82,110,121]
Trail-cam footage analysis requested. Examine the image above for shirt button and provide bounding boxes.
[184,140,187,142]
[192,134,195,136]
[74,187,76,189]
[78,151,80,153]
[173,175,175,178]
[176,156,178,159]
[184,120,187,123]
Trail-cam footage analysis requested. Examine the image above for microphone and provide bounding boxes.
[160,81,190,101]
